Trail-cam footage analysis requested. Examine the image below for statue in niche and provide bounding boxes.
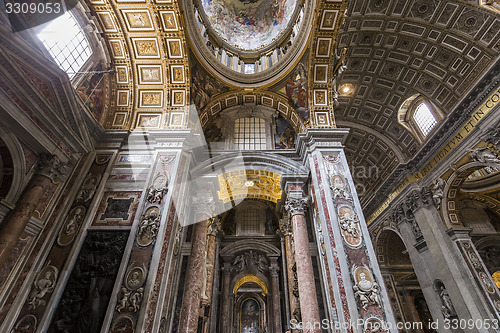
[137,207,161,246]
[470,147,500,164]
[76,175,101,203]
[330,174,350,200]
[146,174,169,204]
[436,282,457,319]
[352,267,380,310]
[431,178,446,208]
[28,265,58,309]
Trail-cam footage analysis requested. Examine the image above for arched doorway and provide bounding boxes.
[376,229,435,333]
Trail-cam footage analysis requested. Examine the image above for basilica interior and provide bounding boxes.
[0,0,500,332]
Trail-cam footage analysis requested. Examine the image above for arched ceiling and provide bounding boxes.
[83,0,499,210]
[87,0,190,130]
[335,0,500,207]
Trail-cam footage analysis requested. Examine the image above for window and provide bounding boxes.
[413,103,437,136]
[37,11,92,78]
[398,94,442,142]
[233,117,267,150]
[244,63,255,74]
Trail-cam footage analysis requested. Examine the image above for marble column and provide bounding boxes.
[0,154,64,268]
[270,260,282,333]
[279,217,299,326]
[221,262,232,333]
[179,197,214,333]
[285,196,321,333]
[202,217,221,333]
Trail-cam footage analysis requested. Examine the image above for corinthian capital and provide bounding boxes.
[192,195,215,218]
[36,154,66,182]
[285,197,308,216]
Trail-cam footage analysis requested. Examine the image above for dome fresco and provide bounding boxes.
[201,0,297,51]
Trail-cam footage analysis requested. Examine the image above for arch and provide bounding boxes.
[442,160,500,228]
[220,240,281,258]
[233,275,268,295]
[0,124,26,204]
[199,91,306,135]
[190,151,309,179]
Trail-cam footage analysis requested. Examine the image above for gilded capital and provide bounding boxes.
[285,197,308,216]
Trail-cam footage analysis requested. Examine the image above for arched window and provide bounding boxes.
[37,11,92,79]
[233,117,267,150]
[398,94,443,143]
[413,103,437,136]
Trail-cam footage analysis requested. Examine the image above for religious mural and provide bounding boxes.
[76,64,106,121]
[204,117,226,147]
[190,63,227,112]
[240,298,260,332]
[274,115,295,149]
[49,231,128,333]
[201,0,297,50]
[285,61,308,121]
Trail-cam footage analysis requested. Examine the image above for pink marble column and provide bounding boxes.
[0,155,63,268]
[286,197,321,333]
[280,218,299,328]
[179,197,214,333]
[270,260,282,333]
[221,262,232,333]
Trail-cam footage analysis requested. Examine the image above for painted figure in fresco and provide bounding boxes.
[285,62,308,121]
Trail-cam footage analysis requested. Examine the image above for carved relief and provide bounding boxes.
[110,315,134,333]
[232,251,269,274]
[470,146,500,164]
[478,271,496,294]
[352,266,380,310]
[11,314,37,333]
[49,232,128,332]
[329,174,351,201]
[116,266,146,313]
[57,205,86,246]
[116,287,144,313]
[431,178,446,209]
[146,174,169,204]
[338,205,362,247]
[28,265,58,309]
[76,174,101,203]
[137,207,161,247]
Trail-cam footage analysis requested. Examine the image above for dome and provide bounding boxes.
[200,0,298,51]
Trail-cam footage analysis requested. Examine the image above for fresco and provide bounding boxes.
[285,61,308,121]
[204,117,226,148]
[201,0,297,50]
[274,115,296,149]
[190,64,227,112]
[76,64,105,121]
